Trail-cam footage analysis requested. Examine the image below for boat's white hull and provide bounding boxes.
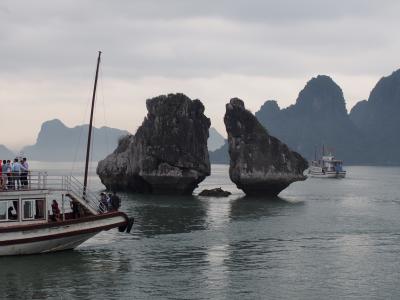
[0,232,98,256]
[309,171,346,178]
[0,213,128,256]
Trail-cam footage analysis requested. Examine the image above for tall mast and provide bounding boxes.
[84,51,102,194]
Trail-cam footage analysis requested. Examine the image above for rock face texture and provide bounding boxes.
[224,98,308,196]
[97,93,211,194]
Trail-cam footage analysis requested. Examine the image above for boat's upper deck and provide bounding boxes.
[0,172,106,227]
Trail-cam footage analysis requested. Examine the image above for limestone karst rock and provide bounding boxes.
[97,93,211,195]
[224,98,308,196]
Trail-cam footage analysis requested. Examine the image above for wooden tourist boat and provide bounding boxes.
[0,173,132,256]
[0,51,133,256]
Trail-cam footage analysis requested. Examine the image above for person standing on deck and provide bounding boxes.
[1,160,7,189]
[12,158,22,189]
[106,193,112,210]
[20,158,29,188]
[6,160,12,190]
[0,160,3,190]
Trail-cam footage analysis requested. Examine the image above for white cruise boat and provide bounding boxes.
[0,51,133,256]
[308,153,346,178]
[0,173,133,256]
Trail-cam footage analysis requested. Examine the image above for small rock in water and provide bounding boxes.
[198,187,231,197]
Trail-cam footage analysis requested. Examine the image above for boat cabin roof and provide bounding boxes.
[321,156,343,163]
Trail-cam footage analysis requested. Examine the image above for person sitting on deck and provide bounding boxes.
[100,192,108,213]
[110,191,121,211]
[8,206,17,220]
[51,200,61,221]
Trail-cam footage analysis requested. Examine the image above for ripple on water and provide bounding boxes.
[1,165,400,299]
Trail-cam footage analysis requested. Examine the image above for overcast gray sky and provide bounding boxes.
[1,0,400,150]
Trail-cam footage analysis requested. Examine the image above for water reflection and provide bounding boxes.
[122,193,209,236]
[0,250,131,299]
[229,195,304,221]
[1,164,399,299]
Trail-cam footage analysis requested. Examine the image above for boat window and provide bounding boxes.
[23,200,34,220]
[0,201,6,220]
[22,199,46,221]
[0,200,19,222]
[35,199,45,219]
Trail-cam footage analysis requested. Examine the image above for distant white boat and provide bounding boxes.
[308,150,346,178]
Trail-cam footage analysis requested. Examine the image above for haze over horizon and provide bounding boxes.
[1,0,400,149]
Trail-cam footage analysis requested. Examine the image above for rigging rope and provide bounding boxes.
[70,92,92,176]
[99,63,110,155]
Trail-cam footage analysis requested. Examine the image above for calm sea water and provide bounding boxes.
[1,163,400,299]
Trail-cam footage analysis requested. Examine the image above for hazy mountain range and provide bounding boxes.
[0,119,225,162]
[208,127,225,151]
[19,119,129,162]
[211,69,400,165]
[0,145,15,159]
[0,119,130,162]
[2,68,399,165]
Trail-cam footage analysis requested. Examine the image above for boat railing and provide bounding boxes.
[0,171,105,214]
[61,175,107,214]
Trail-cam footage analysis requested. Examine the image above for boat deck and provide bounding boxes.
[1,171,109,229]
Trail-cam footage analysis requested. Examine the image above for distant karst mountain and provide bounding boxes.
[21,119,129,161]
[208,127,225,151]
[210,70,400,165]
[209,142,229,164]
[255,75,365,163]
[349,69,400,164]
[0,145,15,159]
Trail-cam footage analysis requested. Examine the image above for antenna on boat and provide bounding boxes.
[83,51,102,197]
[314,146,317,161]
